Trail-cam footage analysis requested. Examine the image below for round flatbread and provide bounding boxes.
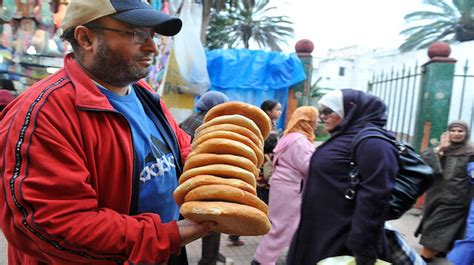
[184,184,268,215]
[195,123,263,149]
[204,102,272,139]
[179,164,256,188]
[191,138,258,166]
[196,115,263,145]
[192,131,264,167]
[173,175,256,206]
[180,201,271,236]
[183,153,259,178]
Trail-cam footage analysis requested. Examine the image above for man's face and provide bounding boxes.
[87,17,158,87]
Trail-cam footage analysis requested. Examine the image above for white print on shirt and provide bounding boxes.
[140,154,175,183]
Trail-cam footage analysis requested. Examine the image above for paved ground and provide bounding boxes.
[0,209,451,264]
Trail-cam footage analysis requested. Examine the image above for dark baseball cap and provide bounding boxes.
[62,0,182,36]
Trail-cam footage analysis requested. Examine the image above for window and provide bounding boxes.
[339,67,345,76]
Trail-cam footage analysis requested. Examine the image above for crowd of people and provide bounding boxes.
[0,1,472,265]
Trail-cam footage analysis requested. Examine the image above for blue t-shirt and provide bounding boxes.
[99,85,179,222]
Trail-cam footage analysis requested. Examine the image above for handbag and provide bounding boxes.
[344,127,434,220]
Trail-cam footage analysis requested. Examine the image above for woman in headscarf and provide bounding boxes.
[287,89,398,265]
[415,120,474,262]
[179,91,229,139]
[255,100,283,204]
[252,106,319,265]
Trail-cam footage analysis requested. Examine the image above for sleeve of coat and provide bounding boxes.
[0,105,181,264]
[159,100,192,162]
[345,138,398,258]
[421,147,443,175]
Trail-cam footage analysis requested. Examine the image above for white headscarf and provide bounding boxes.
[318,89,344,118]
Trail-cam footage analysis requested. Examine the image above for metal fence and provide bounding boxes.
[452,59,474,137]
[368,59,474,143]
[368,63,421,144]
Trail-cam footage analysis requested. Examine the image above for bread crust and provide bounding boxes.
[192,130,264,167]
[179,164,256,188]
[191,138,258,166]
[204,102,272,139]
[183,153,259,177]
[180,201,271,236]
[173,175,256,206]
[195,123,263,149]
[196,115,263,144]
[184,184,268,214]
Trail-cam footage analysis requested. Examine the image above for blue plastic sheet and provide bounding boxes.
[206,49,306,130]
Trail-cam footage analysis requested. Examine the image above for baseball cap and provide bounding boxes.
[62,0,182,36]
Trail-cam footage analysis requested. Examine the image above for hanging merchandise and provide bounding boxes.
[168,0,182,15]
[150,0,162,13]
[53,1,67,29]
[1,24,14,48]
[173,0,210,95]
[15,0,35,18]
[1,0,15,22]
[148,1,173,94]
[35,0,54,27]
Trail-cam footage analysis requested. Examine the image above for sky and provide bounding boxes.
[267,0,428,56]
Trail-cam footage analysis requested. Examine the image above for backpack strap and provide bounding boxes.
[345,127,396,200]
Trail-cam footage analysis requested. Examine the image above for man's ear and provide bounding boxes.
[74,26,96,51]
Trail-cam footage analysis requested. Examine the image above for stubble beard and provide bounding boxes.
[88,37,151,87]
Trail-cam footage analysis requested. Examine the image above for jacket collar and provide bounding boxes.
[63,53,154,111]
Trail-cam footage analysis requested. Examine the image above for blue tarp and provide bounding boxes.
[205,49,306,130]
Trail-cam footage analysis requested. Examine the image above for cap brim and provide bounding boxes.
[113,9,182,36]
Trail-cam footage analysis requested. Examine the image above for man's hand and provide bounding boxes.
[177,219,216,246]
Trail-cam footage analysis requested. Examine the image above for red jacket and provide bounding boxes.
[0,54,191,264]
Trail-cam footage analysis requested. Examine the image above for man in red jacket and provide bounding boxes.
[0,1,213,264]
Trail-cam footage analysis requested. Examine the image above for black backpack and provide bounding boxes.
[344,127,434,220]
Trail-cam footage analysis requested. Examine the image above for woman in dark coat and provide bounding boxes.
[287,89,398,265]
[415,120,474,261]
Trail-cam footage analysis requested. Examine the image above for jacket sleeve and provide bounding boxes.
[160,100,192,162]
[421,147,443,175]
[345,138,398,258]
[0,104,181,264]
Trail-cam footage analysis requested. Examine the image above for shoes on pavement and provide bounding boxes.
[250,259,261,265]
[421,255,433,263]
[227,237,245,246]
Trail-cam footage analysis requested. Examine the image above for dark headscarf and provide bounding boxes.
[330,89,387,136]
[195,91,229,113]
[443,120,474,156]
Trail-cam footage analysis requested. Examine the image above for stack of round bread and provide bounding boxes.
[174,101,272,236]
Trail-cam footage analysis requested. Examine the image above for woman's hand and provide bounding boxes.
[436,132,450,155]
[177,219,216,246]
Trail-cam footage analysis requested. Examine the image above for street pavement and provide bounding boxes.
[0,208,451,264]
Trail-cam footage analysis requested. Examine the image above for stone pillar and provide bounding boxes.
[413,42,457,152]
[413,42,456,209]
[286,39,314,127]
